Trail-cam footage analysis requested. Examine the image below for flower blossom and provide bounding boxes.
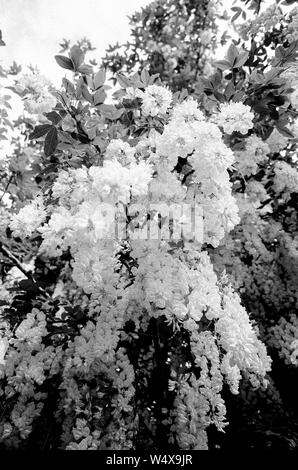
[15,74,56,115]
[214,102,254,135]
[140,84,172,116]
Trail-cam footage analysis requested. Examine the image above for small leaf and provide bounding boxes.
[94,69,106,89]
[99,104,124,120]
[62,77,75,94]
[214,59,231,71]
[117,73,131,88]
[234,51,249,68]
[44,127,58,157]
[226,43,239,65]
[29,124,52,140]
[81,85,93,103]
[78,64,93,75]
[55,55,74,71]
[69,45,84,70]
[94,88,106,105]
[141,68,150,86]
[225,81,235,100]
[44,111,62,125]
[276,125,294,138]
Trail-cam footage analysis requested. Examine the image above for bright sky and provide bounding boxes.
[0,0,151,85]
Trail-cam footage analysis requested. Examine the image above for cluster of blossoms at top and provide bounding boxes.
[213,102,254,135]
[14,74,56,115]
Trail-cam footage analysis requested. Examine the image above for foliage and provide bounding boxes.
[0,0,298,450]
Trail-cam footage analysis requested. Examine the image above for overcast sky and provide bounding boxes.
[0,0,151,85]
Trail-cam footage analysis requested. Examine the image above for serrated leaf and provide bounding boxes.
[29,124,52,140]
[55,55,74,71]
[44,127,58,157]
[94,69,106,89]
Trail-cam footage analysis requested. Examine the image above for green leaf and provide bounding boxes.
[214,59,231,71]
[55,55,74,71]
[78,64,93,75]
[225,81,235,100]
[94,88,106,105]
[44,127,58,157]
[69,45,84,70]
[276,124,294,138]
[29,124,52,140]
[62,77,75,94]
[99,104,124,120]
[234,51,249,68]
[94,69,106,89]
[44,111,62,125]
[117,73,131,88]
[141,68,150,86]
[82,85,93,103]
[226,43,239,66]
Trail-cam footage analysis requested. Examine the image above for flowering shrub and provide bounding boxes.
[0,0,298,450]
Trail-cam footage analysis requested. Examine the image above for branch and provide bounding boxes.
[0,242,50,297]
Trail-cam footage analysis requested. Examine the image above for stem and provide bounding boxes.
[0,242,50,297]
[0,174,14,202]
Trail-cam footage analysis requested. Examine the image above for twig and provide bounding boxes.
[0,174,14,202]
[0,242,50,297]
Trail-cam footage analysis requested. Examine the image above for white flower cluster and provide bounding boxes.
[234,135,270,177]
[280,62,298,110]
[286,7,298,43]
[265,128,289,154]
[38,158,152,292]
[127,241,271,447]
[152,98,240,246]
[267,315,298,366]
[105,139,135,166]
[130,241,271,387]
[213,102,254,135]
[10,196,46,238]
[15,74,56,115]
[273,161,298,199]
[139,84,173,116]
